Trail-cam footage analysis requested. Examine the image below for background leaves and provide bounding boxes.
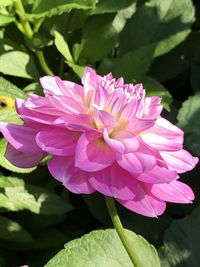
[0,0,199,266]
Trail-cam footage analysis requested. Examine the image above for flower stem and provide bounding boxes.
[35,50,53,76]
[105,196,143,267]
[14,0,53,75]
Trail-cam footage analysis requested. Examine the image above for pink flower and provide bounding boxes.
[0,67,198,217]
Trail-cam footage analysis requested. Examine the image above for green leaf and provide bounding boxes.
[45,229,160,267]
[0,175,73,215]
[90,0,135,14]
[23,82,43,95]
[0,138,36,173]
[0,77,26,99]
[184,132,200,156]
[0,0,13,7]
[177,93,200,132]
[150,31,200,82]
[99,45,154,81]
[159,206,200,267]
[29,0,97,20]
[0,110,22,124]
[0,215,32,243]
[142,77,172,111]
[54,31,85,77]
[77,4,136,64]
[54,30,74,62]
[119,0,195,58]
[0,15,15,26]
[0,39,39,79]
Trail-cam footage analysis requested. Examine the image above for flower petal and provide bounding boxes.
[75,132,115,171]
[136,96,162,119]
[160,149,199,173]
[0,123,41,153]
[89,163,137,200]
[16,98,59,125]
[141,117,183,151]
[137,165,177,184]
[117,147,156,174]
[117,184,166,217]
[50,95,86,114]
[6,144,44,168]
[36,129,80,156]
[48,156,95,194]
[151,180,194,203]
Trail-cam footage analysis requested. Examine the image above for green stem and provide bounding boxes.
[35,50,53,76]
[14,0,33,39]
[14,0,53,75]
[105,196,143,267]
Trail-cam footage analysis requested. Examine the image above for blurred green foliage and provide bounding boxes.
[0,0,200,266]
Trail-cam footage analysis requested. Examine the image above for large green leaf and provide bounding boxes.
[159,206,200,267]
[45,229,160,267]
[0,138,35,173]
[0,0,13,6]
[0,175,73,215]
[119,0,194,58]
[0,215,32,243]
[177,93,200,156]
[77,3,136,64]
[150,31,200,82]
[0,39,39,79]
[0,15,15,26]
[54,30,85,77]
[28,0,97,20]
[99,45,154,81]
[90,0,135,14]
[0,110,22,124]
[177,93,200,132]
[142,77,172,111]
[0,77,26,99]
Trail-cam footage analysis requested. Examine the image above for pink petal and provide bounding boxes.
[0,123,41,153]
[89,163,137,200]
[16,99,59,125]
[151,180,194,203]
[82,67,100,106]
[141,117,183,151]
[75,132,115,171]
[112,130,140,153]
[126,117,155,135]
[137,165,177,184]
[6,144,44,168]
[36,129,80,156]
[117,145,156,174]
[40,76,62,95]
[103,129,125,154]
[48,156,95,194]
[136,96,162,119]
[49,95,86,114]
[93,110,117,131]
[117,184,166,217]
[160,149,199,173]
[55,114,93,131]
[24,94,65,116]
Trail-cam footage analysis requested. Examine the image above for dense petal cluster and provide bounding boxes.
[0,67,198,217]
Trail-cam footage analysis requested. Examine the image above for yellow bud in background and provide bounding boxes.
[0,96,15,110]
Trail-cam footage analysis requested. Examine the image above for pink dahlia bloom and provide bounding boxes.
[0,67,198,217]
